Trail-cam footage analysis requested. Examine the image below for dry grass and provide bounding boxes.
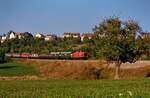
[23,60,105,79]
[121,66,150,79]
[15,59,150,80]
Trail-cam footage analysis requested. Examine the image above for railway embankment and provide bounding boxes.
[18,59,150,80]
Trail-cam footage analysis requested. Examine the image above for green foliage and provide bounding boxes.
[0,33,83,54]
[93,16,146,63]
[141,35,150,60]
[0,51,5,63]
[0,48,8,63]
[0,79,150,97]
[82,38,94,44]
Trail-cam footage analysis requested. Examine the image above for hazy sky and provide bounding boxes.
[0,0,150,35]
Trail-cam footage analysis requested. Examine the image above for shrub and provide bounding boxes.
[0,49,8,63]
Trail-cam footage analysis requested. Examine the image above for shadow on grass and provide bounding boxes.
[0,66,17,69]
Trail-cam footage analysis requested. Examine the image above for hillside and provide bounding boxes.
[17,59,150,80]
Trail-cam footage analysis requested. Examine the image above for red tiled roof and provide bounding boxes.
[141,32,150,35]
[82,33,95,37]
[63,32,80,36]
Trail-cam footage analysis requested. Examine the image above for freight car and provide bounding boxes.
[5,51,88,60]
[48,52,72,59]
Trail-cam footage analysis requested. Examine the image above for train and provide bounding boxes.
[5,51,88,60]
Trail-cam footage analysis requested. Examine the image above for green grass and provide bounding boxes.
[0,61,39,76]
[0,79,150,98]
[0,61,150,97]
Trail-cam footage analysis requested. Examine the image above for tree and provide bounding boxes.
[93,16,147,79]
[0,48,7,63]
[20,32,33,45]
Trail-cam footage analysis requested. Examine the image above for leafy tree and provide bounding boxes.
[93,16,147,79]
[141,34,150,59]
[20,32,33,45]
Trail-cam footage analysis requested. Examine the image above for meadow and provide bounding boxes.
[0,79,150,98]
[0,60,150,98]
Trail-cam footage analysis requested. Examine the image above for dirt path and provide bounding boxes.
[0,76,42,80]
[105,61,150,69]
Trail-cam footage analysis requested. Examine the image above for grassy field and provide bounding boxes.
[0,79,150,98]
[0,60,150,97]
[0,61,39,76]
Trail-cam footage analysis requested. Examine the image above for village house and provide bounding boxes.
[62,32,80,38]
[0,31,34,43]
[35,33,45,39]
[1,34,7,43]
[141,32,150,39]
[81,33,95,41]
[15,32,22,39]
[8,31,16,39]
[8,31,22,39]
[44,34,57,41]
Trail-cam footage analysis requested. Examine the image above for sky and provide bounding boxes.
[0,0,150,35]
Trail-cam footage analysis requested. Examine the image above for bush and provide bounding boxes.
[0,49,7,63]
